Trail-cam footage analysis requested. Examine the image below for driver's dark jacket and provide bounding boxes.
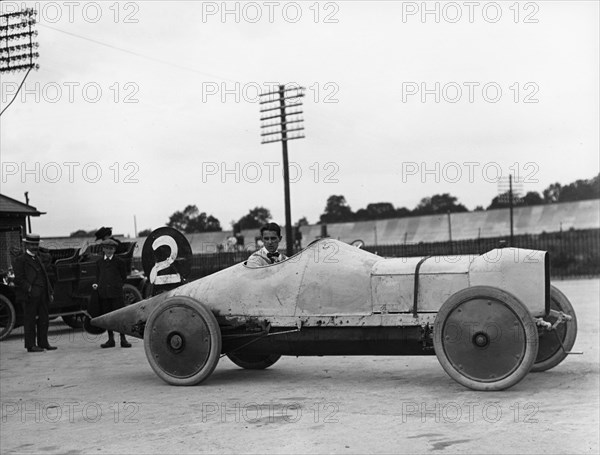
[13,252,53,303]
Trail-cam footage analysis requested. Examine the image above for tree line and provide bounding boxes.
[70,173,599,236]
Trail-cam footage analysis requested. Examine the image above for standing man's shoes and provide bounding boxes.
[41,345,58,350]
[27,346,44,352]
[120,338,132,348]
[101,339,116,348]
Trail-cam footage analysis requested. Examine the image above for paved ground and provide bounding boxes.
[1,278,598,454]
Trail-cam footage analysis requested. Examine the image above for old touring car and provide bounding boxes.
[92,235,577,391]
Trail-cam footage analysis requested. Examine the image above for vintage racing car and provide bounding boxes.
[92,235,577,391]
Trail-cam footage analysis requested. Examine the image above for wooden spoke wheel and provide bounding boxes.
[433,286,539,391]
[0,295,16,341]
[227,352,281,370]
[122,284,143,306]
[531,285,578,372]
[144,296,221,386]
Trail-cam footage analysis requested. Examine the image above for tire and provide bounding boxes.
[227,352,281,370]
[62,314,84,329]
[531,285,578,372]
[144,296,221,386]
[0,294,16,341]
[433,286,539,391]
[123,284,143,307]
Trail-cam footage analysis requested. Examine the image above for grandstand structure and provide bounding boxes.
[38,199,599,257]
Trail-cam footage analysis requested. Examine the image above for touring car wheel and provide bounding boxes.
[123,284,143,306]
[531,285,578,372]
[433,286,539,391]
[144,296,221,386]
[0,294,16,341]
[227,352,281,370]
[62,314,84,329]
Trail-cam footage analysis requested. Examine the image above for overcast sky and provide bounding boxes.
[1,1,598,237]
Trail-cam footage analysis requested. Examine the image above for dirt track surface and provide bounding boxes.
[1,278,598,454]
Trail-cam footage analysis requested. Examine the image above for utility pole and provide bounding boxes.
[259,84,305,257]
[498,174,522,247]
[447,210,453,254]
[24,192,31,234]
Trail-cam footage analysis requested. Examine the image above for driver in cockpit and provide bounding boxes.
[246,223,288,267]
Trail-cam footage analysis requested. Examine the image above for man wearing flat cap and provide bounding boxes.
[92,239,131,348]
[13,233,57,352]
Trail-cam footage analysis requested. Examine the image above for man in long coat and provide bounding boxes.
[13,233,56,352]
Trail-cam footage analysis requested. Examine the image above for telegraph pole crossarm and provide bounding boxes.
[259,84,306,257]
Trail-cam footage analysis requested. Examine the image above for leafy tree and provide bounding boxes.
[543,182,562,203]
[556,174,600,202]
[522,191,544,206]
[473,205,485,212]
[413,193,468,215]
[395,207,412,218]
[70,229,94,237]
[355,202,397,221]
[319,195,354,223]
[138,229,153,237]
[233,207,271,233]
[167,205,222,233]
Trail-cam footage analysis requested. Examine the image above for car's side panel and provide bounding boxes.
[371,256,473,313]
[295,241,379,316]
[469,248,547,316]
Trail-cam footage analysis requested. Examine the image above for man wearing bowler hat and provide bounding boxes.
[13,233,57,352]
[92,239,131,348]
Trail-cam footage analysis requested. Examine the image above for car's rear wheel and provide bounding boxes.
[144,296,221,385]
[227,352,281,369]
[0,294,16,341]
[433,286,539,391]
[62,314,84,329]
[531,285,577,372]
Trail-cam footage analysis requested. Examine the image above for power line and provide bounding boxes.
[39,23,238,82]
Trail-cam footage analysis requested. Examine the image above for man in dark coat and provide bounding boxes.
[12,233,57,352]
[92,239,131,348]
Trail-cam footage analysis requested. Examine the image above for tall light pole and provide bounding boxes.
[259,84,305,256]
[0,7,40,116]
[498,175,523,246]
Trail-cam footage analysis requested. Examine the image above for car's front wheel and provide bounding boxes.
[433,286,539,391]
[531,285,578,372]
[144,296,221,386]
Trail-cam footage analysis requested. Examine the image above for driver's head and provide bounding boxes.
[260,223,282,254]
